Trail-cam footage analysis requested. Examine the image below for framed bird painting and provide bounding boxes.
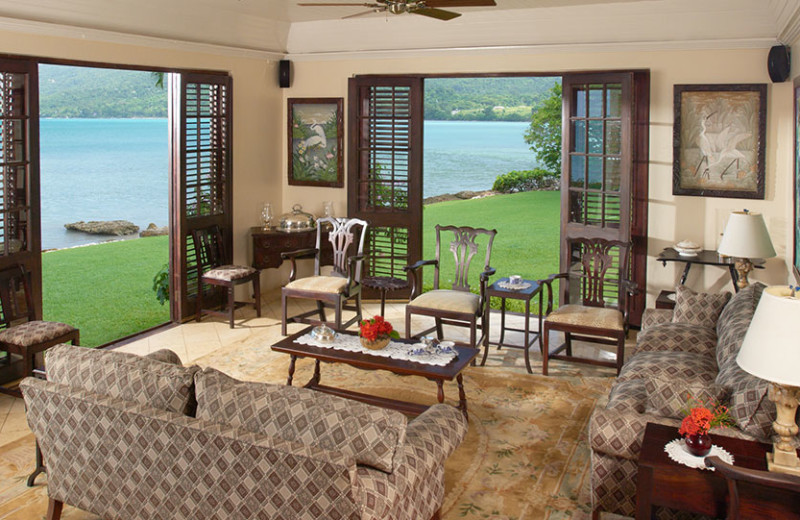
[672,84,766,199]
[288,98,344,187]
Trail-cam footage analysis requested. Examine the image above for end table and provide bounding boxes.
[486,278,542,373]
[361,276,409,317]
[635,422,800,519]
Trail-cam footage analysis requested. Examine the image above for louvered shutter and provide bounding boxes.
[348,77,423,298]
[169,73,232,320]
[0,58,41,318]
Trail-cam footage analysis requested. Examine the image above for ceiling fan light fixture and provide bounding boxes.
[389,2,407,15]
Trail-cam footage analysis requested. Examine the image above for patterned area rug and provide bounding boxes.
[0,337,613,520]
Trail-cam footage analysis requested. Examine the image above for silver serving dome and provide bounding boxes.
[278,204,315,232]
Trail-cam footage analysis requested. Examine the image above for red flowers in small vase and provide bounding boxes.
[358,316,400,350]
[679,395,734,457]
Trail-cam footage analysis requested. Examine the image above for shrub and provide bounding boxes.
[492,169,559,193]
[152,263,169,305]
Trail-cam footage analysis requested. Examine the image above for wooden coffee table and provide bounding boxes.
[271,327,478,418]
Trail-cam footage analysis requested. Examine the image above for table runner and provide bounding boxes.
[295,333,458,367]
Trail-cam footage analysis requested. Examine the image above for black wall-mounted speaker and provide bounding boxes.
[767,45,790,83]
[279,59,291,88]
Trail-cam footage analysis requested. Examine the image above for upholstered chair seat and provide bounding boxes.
[202,265,258,282]
[284,275,348,294]
[0,320,76,348]
[408,290,480,314]
[544,304,624,331]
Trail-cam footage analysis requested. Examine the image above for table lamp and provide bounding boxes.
[717,210,776,288]
[736,286,800,476]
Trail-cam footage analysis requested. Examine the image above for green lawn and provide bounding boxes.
[422,190,561,312]
[43,235,170,347]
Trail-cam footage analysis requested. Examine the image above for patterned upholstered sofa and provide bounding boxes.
[589,283,777,518]
[21,344,468,520]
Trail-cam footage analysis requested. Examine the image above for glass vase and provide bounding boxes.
[261,202,273,229]
[684,433,712,457]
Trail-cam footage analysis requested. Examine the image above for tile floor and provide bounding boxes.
[0,289,635,451]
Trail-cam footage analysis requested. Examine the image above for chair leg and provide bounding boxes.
[26,440,45,486]
[316,301,327,323]
[355,292,363,324]
[405,309,412,340]
[195,280,203,323]
[542,323,550,376]
[227,286,235,328]
[435,317,444,339]
[565,332,573,356]
[335,301,342,331]
[46,498,63,520]
[253,274,262,318]
[281,292,289,336]
[616,334,625,375]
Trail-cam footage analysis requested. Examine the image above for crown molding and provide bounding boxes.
[0,16,287,61]
[776,0,800,45]
[287,37,776,62]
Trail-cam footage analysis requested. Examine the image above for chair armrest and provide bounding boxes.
[538,273,568,316]
[478,267,496,311]
[344,253,368,294]
[705,456,800,492]
[281,248,318,281]
[403,259,438,300]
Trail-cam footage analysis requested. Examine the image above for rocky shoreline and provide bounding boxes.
[423,190,497,205]
[64,220,167,237]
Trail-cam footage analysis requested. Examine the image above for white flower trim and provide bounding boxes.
[295,333,458,367]
[664,438,734,470]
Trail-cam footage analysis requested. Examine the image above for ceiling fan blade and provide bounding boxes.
[424,0,496,7]
[412,7,461,20]
[298,3,379,6]
[342,8,385,18]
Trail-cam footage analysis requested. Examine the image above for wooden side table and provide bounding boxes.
[636,422,800,519]
[655,290,675,310]
[361,276,409,317]
[486,278,542,373]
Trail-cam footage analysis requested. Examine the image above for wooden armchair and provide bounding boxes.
[539,237,633,375]
[281,217,367,335]
[190,225,261,328]
[404,225,496,358]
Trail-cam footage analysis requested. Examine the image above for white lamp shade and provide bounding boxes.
[717,211,776,259]
[737,286,800,387]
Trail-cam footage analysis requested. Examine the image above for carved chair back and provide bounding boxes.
[566,237,631,309]
[433,225,497,292]
[191,225,229,273]
[315,217,368,280]
[0,265,36,327]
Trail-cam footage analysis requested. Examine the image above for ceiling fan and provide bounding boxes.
[298,0,497,21]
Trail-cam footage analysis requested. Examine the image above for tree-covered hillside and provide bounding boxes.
[425,76,561,121]
[39,65,167,118]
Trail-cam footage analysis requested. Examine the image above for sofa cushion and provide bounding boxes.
[722,370,774,440]
[716,282,765,380]
[633,322,717,356]
[194,368,408,473]
[644,379,728,419]
[672,286,731,329]
[46,344,199,416]
[617,351,718,385]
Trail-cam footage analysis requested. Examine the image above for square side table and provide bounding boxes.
[486,277,542,373]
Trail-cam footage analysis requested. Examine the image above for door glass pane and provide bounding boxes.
[572,120,586,153]
[606,85,622,118]
[605,120,621,155]
[568,190,584,223]
[570,155,585,187]
[605,157,621,191]
[574,87,586,118]
[588,156,603,188]
[588,85,604,118]
[604,194,622,228]
[588,120,603,154]
[585,191,602,225]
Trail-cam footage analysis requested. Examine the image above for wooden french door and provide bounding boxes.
[0,58,41,317]
[169,72,233,321]
[347,76,424,298]
[560,72,648,326]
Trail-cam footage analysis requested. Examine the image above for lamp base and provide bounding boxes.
[733,258,753,289]
[767,451,800,476]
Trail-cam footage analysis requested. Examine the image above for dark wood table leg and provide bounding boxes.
[436,380,445,403]
[456,373,468,420]
[26,441,45,486]
[523,299,532,374]
[379,288,387,317]
[498,297,506,347]
[309,359,321,386]
[635,464,654,520]
[679,262,692,285]
[287,355,297,386]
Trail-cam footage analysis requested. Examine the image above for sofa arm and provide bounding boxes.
[641,308,673,330]
[144,348,183,365]
[404,404,468,465]
[590,406,681,460]
[21,378,361,520]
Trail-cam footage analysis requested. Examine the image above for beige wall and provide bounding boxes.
[284,48,794,304]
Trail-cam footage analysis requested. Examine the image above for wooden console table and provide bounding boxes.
[250,227,331,269]
[657,248,764,292]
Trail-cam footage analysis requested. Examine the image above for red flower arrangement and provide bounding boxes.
[358,315,400,341]
[678,395,734,437]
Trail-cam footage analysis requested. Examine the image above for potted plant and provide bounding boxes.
[679,395,734,456]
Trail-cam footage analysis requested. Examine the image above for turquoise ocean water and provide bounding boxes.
[40,119,535,250]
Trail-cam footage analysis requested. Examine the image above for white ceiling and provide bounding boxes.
[0,0,796,58]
